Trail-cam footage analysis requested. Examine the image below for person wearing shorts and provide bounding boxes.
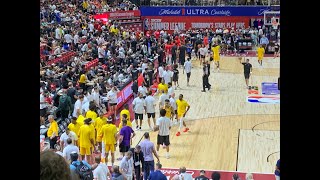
[118,120,135,158]
[99,117,117,166]
[78,118,94,163]
[175,94,190,137]
[132,93,146,130]
[153,109,171,159]
[145,91,156,130]
[212,43,221,72]
[240,57,253,88]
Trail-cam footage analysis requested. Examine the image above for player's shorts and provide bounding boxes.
[119,144,130,153]
[200,55,205,58]
[80,147,91,156]
[177,113,185,119]
[186,72,191,78]
[147,113,155,118]
[244,73,250,79]
[105,144,115,153]
[157,135,170,146]
[214,56,220,62]
[135,113,143,120]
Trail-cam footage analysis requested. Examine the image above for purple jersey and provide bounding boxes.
[120,126,134,146]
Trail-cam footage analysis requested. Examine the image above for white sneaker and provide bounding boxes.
[166,154,170,159]
[135,126,139,130]
[217,68,220,72]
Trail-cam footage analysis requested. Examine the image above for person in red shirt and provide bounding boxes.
[203,35,209,47]
[137,73,144,87]
[154,30,160,39]
[165,41,174,65]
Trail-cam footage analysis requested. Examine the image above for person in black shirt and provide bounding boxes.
[195,170,209,180]
[172,64,180,89]
[179,44,187,68]
[131,67,139,81]
[129,146,145,180]
[240,57,253,88]
[171,44,178,65]
[157,46,165,67]
[132,79,138,98]
[67,82,78,110]
[202,62,211,92]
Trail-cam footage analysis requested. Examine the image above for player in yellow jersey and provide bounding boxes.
[120,104,131,122]
[85,104,97,120]
[68,117,82,146]
[212,43,221,72]
[94,113,106,153]
[119,113,132,129]
[98,118,117,166]
[163,99,174,121]
[175,94,191,136]
[78,118,94,163]
[257,44,265,66]
[156,79,168,96]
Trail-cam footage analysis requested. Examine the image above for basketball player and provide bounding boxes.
[163,99,174,120]
[132,92,146,130]
[172,64,180,89]
[212,43,221,72]
[159,90,169,112]
[176,94,190,136]
[145,91,157,130]
[153,109,171,159]
[199,44,208,66]
[240,58,253,88]
[169,93,178,124]
[183,57,192,86]
[257,44,265,66]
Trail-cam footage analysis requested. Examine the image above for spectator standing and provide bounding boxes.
[129,146,145,180]
[148,163,167,180]
[47,115,58,149]
[93,156,112,180]
[119,151,134,180]
[195,170,209,180]
[62,138,79,162]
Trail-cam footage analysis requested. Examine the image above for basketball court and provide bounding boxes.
[111,55,280,174]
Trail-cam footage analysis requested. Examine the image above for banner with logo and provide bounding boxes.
[94,10,140,20]
[143,16,250,33]
[140,6,272,17]
[247,95,280,104]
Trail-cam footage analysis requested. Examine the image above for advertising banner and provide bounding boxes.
[116,81,133,109]
[140,6,271,17]
[143,16,250,32]
[95,10,141,19]
[262,82,280,95]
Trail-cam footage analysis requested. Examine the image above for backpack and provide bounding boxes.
[59,95,70,111]
[72,161,94,180]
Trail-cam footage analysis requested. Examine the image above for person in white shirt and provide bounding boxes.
[162,69,173,85]
[98,44,105,62]
[199,44,208,66]
[159,90,169,111]
[153,109,171,159]
[169,93,178,124]
[88,22,94,33]
[73,33,79,47]
[91,87,100,108]
[183,58,192,86]
[62,138,79,162]
[72,95,84,118]
[119,151,134,180]
[81,43,89,52]
[60,128,78,149]
[144,91,156,130]
[132,92,146,130]
[179,167,193,180]
[107,86,119,118]
[64,33,73,44]
[138,84,148,98]
[167,82,174,96]
[55,27,62,40]
[158,64,164,83]
[93,156,111,180]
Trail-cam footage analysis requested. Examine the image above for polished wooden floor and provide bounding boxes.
[111,56,280,173]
